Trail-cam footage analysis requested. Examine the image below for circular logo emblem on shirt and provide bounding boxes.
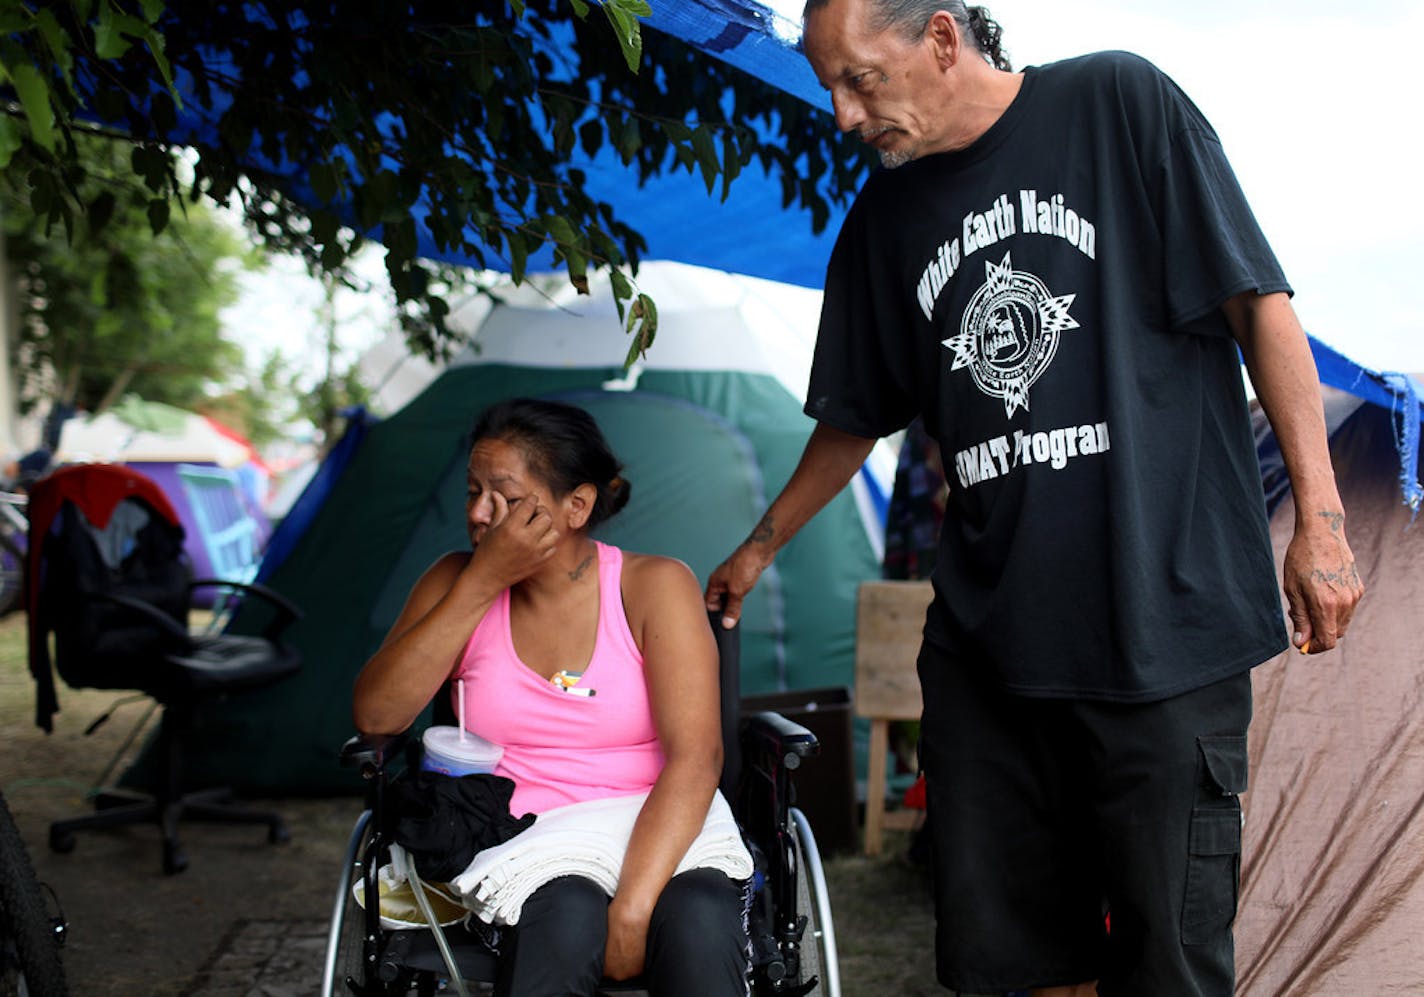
[942,252,1080,417]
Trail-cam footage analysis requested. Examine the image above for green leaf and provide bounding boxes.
[623,293,657,366]
[30,175,54,217]
[0,11,34,34]
[320,239,346,271]
[147,198,170,235]
[387,217,418,261]
[33,10,74,84]
[566,0,590,17]
[131,143,169,192]
[138,26,177,102]
[691,125,717,194]
[507,229,528,283]
[360,169,399,227]
[615,117,641,162]
[0,116,20,170]
[310,208,340,245]
[720,129,741,202]
[10,63,56,152]
[509,0,526,15]
[602,0,643,72]
[310,161,338,203]
[578,119,603,158]
[94,6,132,59]
[544,213,577,251]
[150,92,176,134]
[609,267,633,321]
[139,0,165,22]
[93,86,126,122]
[88,190,116,235]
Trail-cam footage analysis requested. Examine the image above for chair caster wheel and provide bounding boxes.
[163,841,189,875]
[269,822,291,845]
[49,828,75,854]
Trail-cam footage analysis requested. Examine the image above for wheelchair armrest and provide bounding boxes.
[84,591,193,644]
[189,579,303,640]
[340,730,413,781]
[742,710,820,771]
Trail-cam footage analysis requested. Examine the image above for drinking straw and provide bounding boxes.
[457,677,467,744]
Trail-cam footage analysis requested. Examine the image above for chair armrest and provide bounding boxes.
[189,579,303,640]
[85,591,192,644]
[742,710,821,771]
[340,730,413,781]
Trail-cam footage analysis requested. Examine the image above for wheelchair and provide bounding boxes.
[321,614,840,996]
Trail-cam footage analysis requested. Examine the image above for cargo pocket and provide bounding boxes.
[1180,734,1247,946]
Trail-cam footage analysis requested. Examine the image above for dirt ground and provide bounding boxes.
[0,612,944,995]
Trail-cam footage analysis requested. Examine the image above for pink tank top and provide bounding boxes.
[452,542,664,815]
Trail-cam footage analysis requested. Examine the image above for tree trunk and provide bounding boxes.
[93,365,137,415]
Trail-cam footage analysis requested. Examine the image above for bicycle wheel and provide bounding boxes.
[790,807,839,997]
[0,792,67,996]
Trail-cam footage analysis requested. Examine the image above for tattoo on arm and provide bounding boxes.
[1317,510,1345,533]
[568,554,594,582]
[749,513,774,544]
[1311,562,1361,589]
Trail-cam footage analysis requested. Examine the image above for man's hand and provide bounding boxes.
[1282,509,1363,653]
[704,422,877,629]
[705,538,773,629]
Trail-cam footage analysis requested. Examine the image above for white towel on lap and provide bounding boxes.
[450,789,753,925]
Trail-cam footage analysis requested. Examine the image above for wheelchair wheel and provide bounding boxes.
[0,792,67,996]
[322,810,373,997]
[790,807,840,997]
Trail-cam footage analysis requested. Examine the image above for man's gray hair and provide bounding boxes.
[803,0,1012,71]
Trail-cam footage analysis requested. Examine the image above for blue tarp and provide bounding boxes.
[143,2,846,289]
[1307,336,1423,514]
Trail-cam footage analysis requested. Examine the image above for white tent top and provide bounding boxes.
[56,409,250,468]
[354,261,897,553]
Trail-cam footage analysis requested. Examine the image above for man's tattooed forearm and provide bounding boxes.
[749,513,774,544]
[1317,510,1345,533]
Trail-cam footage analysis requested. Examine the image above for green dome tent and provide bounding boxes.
[172,262,888,793]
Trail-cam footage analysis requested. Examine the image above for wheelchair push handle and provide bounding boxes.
[339,730,412,781]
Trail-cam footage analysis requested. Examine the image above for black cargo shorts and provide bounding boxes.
[917,642,1251,996]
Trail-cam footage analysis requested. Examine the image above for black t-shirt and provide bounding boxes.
[807,51,1289,701]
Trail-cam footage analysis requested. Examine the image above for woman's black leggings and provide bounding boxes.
[493,867,749,996]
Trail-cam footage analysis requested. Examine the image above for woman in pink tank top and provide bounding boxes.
[352,398,747,996]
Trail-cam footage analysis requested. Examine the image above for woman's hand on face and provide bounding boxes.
[467,490,559,588]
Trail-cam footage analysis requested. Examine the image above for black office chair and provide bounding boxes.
[321,612,841,996]
[26,463,303,875]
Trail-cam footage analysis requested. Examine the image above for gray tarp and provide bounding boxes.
[1238,393,1424,994]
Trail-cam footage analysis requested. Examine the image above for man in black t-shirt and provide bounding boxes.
[705,1,1364,994]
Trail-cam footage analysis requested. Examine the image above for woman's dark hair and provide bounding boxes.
[470,398,631,529]
[802,0,1011,72]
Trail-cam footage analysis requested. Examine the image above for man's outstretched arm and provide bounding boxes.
[705,422,877,628]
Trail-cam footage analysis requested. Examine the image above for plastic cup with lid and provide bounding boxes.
[420,726,504,776]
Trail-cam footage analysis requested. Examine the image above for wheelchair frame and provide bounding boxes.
[321,620,840,997]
